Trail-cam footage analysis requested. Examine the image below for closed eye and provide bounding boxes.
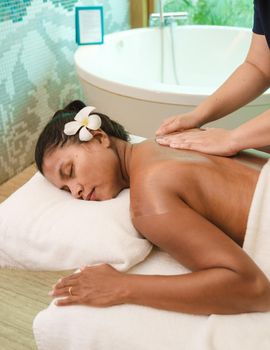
[69,164,74,178]
[59,163,73,192]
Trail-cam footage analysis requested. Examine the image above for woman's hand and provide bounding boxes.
[156,128,238,156]
[156,112,202,136]
[49,264,128,307]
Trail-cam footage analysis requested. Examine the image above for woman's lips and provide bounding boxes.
[86,188,96,201]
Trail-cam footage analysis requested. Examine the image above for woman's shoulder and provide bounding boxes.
[129,140,194,218]
[130,139,196,183]
[130,139,178,183]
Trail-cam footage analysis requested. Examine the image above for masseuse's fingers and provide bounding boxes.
[156,128,237,156]
[156,128,202,147]
[156,113,200,136]
[156,115,180,136]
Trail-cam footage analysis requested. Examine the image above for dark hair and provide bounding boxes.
[35,100,130,174]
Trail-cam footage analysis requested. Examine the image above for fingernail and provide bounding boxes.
[156,128,165,135]
[48,291,53,296]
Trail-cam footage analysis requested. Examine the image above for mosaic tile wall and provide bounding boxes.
[0,0,129,184]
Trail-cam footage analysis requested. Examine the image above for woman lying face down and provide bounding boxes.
[35,100,270,315]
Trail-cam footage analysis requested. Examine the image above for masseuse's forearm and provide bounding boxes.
[231,108,270,153]
[194,61,269,126]
[122,268,270,315]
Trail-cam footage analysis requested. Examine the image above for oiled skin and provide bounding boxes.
[120,140,270,314]
[130,139,266,247]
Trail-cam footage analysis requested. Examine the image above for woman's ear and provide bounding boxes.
[91,130,111,148]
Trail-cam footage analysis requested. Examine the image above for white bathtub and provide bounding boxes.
[74,26,270,138]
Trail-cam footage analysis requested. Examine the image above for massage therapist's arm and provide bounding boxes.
[156,108,270,156]
[157,33,270,136]
[230,108,270,154]
[156,33,270,155]
[195,33,270,124]
[129,195,270,315]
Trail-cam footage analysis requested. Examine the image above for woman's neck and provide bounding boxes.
[113,137,133,188]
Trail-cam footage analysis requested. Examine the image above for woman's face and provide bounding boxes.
[42,135,125,201]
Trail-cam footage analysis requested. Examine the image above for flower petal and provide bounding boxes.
[74,106,96,122]
[79,127,93,141]
[64,121,81,135]
[87,114,102,130]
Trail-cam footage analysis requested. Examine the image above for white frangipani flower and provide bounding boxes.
[64,106,102,141]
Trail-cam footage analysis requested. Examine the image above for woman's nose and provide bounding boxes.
[70,183,83,199]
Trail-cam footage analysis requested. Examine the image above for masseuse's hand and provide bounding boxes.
[49,264,127,307]
[156,112,202,136]
[156,128,238,156]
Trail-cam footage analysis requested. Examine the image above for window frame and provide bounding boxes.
[130,0,155,28]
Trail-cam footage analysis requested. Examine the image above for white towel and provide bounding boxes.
[33,160,270,350]
[33,248,207,350]
[195,159,270,350]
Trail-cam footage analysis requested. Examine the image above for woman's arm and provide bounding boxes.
[128,195,270,315]
[156,33,270,136]
[50,198,270,314]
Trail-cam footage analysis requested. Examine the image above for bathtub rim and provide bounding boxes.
[74,26,270,106]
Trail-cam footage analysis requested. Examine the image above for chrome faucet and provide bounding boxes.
[159,0,164,27]
[149,0,188,27]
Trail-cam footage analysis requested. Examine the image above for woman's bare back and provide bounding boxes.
[130,139,268,247]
